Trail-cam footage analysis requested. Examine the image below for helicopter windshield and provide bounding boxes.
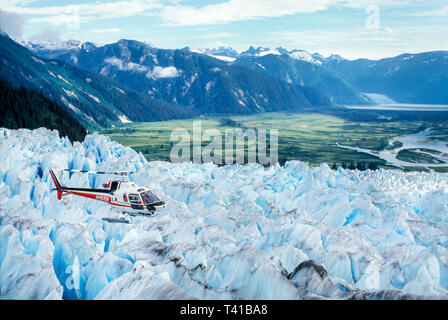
[140,190,160,204]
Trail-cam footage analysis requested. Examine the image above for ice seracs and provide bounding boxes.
[1,128,448,300]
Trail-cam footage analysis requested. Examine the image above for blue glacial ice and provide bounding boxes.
[1,127,448,299]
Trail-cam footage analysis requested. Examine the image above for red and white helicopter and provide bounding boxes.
[49,169,165,223]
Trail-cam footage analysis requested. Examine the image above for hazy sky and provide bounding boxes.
[1,0,447,59]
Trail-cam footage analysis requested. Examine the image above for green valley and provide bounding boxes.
[99,112,448,172]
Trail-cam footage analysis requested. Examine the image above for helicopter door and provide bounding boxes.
[128,193,143,210]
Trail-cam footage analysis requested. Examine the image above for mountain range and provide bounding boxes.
[234,53,369,105]
[0,34,195,129]
[20,38,333,117]
[26,39,448,107]
[321,51,448,104]
[27,40,368,106]
[191,45,448,105]
[2,34,448,131]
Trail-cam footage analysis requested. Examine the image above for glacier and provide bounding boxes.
[1,128,448,300]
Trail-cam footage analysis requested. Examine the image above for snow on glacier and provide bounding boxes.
[1,128,448,299]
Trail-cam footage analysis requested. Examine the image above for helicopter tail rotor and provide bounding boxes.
[49,169,64,200]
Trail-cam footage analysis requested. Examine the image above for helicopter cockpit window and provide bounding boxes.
[140,190,159,204]
[128,194,140,203]
[110,181,119,192]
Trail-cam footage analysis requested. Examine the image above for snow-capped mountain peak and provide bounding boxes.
[192,45,325,65]
[239,46,324,65]
[19,39,82,51]
[241,46,281,57]
[288,49,322,65]
[327,53,344,61]
[189,46,240,62]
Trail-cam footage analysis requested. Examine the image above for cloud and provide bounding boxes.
[105,57,149,72]
[90,28,122,33]
[267,25,448,59]
[28,14,81,30]
[2,0,162,24]
[104,57,181,78]
[29,28,63,43]
[0,10,26,38]
[405,5,448,17]
[158,0,330,26]
[1,0,435,30]
[157,0,416,26]
[196,32,236,39]
[148,66,181,78]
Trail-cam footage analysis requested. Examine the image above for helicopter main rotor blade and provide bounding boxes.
[61,169,134,175]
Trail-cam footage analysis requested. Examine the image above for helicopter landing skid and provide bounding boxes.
[102,210,156,224]
[127,211,156,217]
[102,217,131,224]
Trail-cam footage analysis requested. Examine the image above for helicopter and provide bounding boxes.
[49,169,166,223]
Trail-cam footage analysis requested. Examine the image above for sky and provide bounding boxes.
[0,0,447,59]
